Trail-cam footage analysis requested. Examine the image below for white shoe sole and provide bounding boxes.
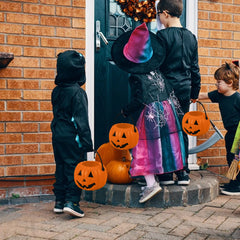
[139,186,162,203]
[63,207,85,217]
[53,208,63,213]
[177,180,190,185]
[221,189,240,196]
[159,180,175,185]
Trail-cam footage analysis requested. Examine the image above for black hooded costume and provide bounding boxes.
[51,50,93,204]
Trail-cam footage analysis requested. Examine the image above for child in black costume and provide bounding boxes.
[156,0,201,185]
[51,50,93,217]
[199,62,240,195]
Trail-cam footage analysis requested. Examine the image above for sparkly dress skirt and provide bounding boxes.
[130,99,186,177]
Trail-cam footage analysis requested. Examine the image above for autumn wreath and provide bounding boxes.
[115,0,156,22]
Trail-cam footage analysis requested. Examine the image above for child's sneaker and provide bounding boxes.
[221,185,240,196]
[157,173,174,185]
[139,182,162,203]
[53,201,64,213]
[63,202,85,218]
[176,171,190,185]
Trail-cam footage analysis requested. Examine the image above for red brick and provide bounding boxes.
[0,90,21,99]
[40,143,53,153]
[6,122,38,132]
[0,12,4,21]
[40,102,52,111]
[23,133,51,143]
[23,112,52,121]
[0,123,4,132]
[0,156,22,166]
[209,12,232,22]
[0,79,6,89]
[198,2,221,11]
[6,144,38,154]
[24,47,55,57]
[8,35,39,46]
[26,178,55,187]
[39,165,55,175]
[56,27,85,38]
[0,134,22,143]
[23,90,52,100]
[7,166,38,176]
[41,16,71,27]
[0,68,22,78]
[0,46,22,56]
[56,6,85,18]
[0,112,21,121]
[40,122,51,132]
[0,1,22,12]
[11,57,39,68]
[0,179,25,188]
[40,80,55,90]
[23,154,54,164]
[40,59,56,68]
[73,0,85,7]
[72,39,85,49]
[41,0,71,5]
[23,3,55,15]
[72,18,85,28]
[7,101,39,111]
[7,80,39,90]
[6,13,39,24]
[0,23,22,34]
[0,146,5,155]
[41,37,71,48]
[23,69,55,79]
[24,25,55,36]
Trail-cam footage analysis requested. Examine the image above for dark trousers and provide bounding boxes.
[52,138,86,203]
[225,129,240,183]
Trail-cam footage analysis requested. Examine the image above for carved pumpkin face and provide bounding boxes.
[182,111,210,136]
[109,123,139,150]
[74,161,107,191]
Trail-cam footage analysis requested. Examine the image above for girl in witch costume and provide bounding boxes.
[111,23,186,203]
[51,50,93,217]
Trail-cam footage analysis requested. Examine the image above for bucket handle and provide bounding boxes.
[191,101,209,120]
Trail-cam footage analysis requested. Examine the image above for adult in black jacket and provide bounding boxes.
[51,50,93,218]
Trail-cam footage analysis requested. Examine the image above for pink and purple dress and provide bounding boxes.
[127,70,186,177]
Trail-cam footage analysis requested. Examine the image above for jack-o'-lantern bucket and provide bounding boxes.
[74,151,107,191]
[109,123,139,150]
[182,101,210,136]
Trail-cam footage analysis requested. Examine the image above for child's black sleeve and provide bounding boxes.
[72,89,93,152]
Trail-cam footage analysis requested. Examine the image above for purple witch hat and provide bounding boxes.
[111,23,162,74]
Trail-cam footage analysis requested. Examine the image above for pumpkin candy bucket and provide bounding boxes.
[109,123,139,150]
[182,101,211,136]
[74,151,107,191]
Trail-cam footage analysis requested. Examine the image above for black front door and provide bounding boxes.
[94,0,186,149]
[94,0,134,149]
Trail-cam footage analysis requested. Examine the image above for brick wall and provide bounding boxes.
[1,0,240,200]
[0,0,85,200]
[197,0,240,179]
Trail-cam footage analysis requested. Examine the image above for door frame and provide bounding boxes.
[86,0,199,166]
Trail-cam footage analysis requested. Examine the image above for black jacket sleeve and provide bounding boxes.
[72,89,93,152]
[122,75,144,117]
